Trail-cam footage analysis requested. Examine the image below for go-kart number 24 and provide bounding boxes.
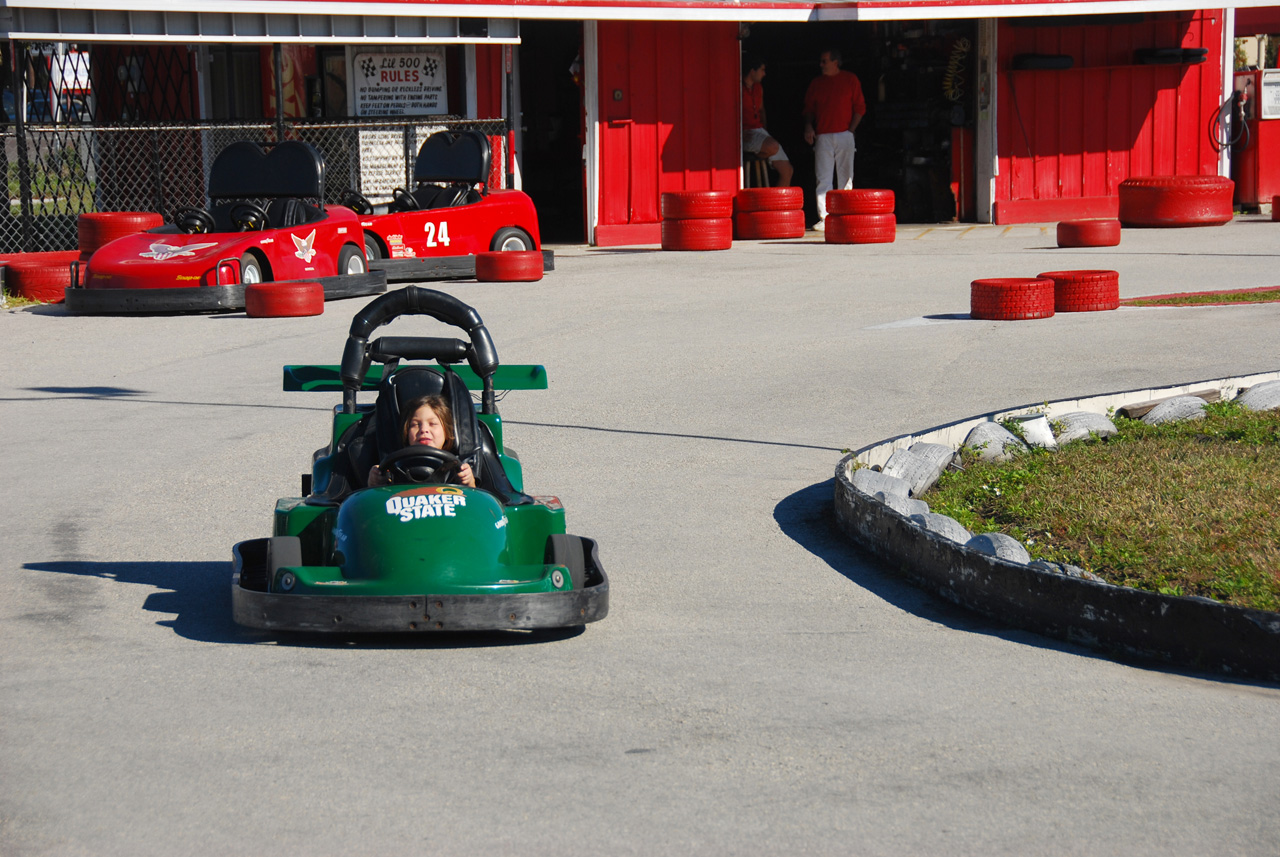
[424,221,451,247]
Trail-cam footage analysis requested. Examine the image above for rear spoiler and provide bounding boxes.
[283,363,547,393]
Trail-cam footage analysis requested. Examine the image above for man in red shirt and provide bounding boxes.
[742,55,793,187]
[803,48,866,229]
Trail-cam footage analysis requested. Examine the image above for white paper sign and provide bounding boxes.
[1261,69,1280,120]
[354,50,448,117]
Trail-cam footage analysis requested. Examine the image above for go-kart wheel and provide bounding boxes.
[239,252,266,285]
[339,244,367,276]
[230,202,269,232]
[174,207,216,235]
[546,534,585,590]
[378,446,461,485]
[490,227,534,253]
[363,232,382,262]
[341,190,374,215]
[392,187,419,212]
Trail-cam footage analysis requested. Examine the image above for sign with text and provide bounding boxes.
[354,50,448,117]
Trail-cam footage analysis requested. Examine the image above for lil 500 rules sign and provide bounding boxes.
[354,50,448,117]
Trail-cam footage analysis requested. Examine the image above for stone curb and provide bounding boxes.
[832,373,1280,682]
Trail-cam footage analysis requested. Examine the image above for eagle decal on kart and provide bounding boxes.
[140,241,219,261]
[292,230,317,263]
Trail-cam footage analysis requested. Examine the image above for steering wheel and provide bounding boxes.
[392,187,419,212]
[174,207,216,234]
[230,202,269,232]
[340,189,374,216]
[377,446,461,485]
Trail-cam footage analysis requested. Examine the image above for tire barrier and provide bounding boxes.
[77,212,164,255]
[733,208,806,240]
[1117,176,1234,227]
[824,213,897,245]
[1037,269,1121,313]
[734,187,804,212]
[245,281,324,318]
[1056,218,1121,248]
[826,189,896,216]
[970,277,1055,321]
[661,191,734,251]
[474,250,544,282]
[1272,195,1280,222]
[1,250,82,303]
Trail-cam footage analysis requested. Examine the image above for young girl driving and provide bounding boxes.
[367,395,476,488]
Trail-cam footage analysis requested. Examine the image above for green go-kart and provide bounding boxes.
[232,287,608,633]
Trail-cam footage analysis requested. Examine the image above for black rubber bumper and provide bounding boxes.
[372,250,555,283]
[65,271,387,316]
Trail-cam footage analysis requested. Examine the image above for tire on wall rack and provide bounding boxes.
[660,191,734,220]
[734,187,804,212]
[1118,176,1234,227]
[1056,218,1121,247]
[245,281,324,318]
[1037,269,1121,313]
[824,213,897,244]
[970,277,1056,320]
[475,250,544,282]
[733,209,806,240]
[77,212,164,255]
[826,189,896,216]
[5,251,81,303]
[661,217,733,251]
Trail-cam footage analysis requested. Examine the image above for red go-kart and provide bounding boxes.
[66,140,385,314]
[341,131,545,281]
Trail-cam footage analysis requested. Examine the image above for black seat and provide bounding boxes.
[267,198,322,229]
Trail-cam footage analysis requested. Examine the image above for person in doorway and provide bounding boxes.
[741,54,793,187]
[802,48,867,230]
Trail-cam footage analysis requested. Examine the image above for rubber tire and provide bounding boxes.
[240,252,266,285]
[1037,269,1120,313]
[661,191,734,220]
[1272,195,1280,222]
[824,213,897,244]
[734,209,806,240]
[970,278,1056,321]
[661,217,733,251]
[490,227,535,252]
[338,244,367,276]
[734,187,804,212]
[546,533,585,590]
[5,251,80,303]
[245,281,324,318]
[826,189,896,216]
[1118,176,1234,227]
[363,232,382,261]
[475,250,544,282]
[77,212,163,254]
[1057,219,1121,248]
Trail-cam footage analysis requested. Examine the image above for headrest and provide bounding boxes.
[373,367,479,460]
[413,131,491,186]
[210,141,325,200]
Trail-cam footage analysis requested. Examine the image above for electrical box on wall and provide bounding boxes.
[1261,69,1280,120]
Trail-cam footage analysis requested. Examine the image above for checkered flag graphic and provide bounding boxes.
[423,58,439,77]
[360,57,377,79]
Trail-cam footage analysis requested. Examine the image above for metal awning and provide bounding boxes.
[2,0,1275,41]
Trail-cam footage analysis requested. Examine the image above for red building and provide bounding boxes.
[3,0,1274,244]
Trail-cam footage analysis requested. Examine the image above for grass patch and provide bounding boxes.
[1124,288,1280,307]
[925,401,1280,612]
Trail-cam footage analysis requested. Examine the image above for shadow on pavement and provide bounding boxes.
[23,560,584,649]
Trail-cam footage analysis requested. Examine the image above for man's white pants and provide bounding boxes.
[814,131,856,221]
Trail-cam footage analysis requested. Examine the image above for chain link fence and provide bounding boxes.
[1,118,509,254]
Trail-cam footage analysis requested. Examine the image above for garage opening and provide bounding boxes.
[741,20,978,224]
[518,20,587,244]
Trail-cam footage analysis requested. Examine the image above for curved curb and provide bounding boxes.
[833,372,1280,681]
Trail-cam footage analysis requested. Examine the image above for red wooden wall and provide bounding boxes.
[995,10,1224,223]
[595,20,740,245]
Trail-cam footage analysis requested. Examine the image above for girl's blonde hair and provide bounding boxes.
[400,395,456,451]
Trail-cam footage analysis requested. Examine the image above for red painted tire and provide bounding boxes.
[1117,176,1234,227]
[826,189,895,216]
[970,278,1056,320]
[734,187,804,213]
[1037,269,1120,312]
[4,251,81,303]
[1056,219,1121,248]
[77,212,164,254]
[734,209,806,240]
[661,217,733,251]
[824,214,896,244]
[245,281,324,318]
[475,250,544,282]
[661,191,734,220]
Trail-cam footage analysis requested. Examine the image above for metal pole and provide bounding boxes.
[505,45,514,190]
[14,41,34,250]
[273,44,286,142]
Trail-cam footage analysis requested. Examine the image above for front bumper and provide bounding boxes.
[65,271,387,315]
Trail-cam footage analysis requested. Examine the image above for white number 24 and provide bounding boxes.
[424,221,451,247]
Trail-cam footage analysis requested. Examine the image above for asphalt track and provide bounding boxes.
[3,220,1279,855]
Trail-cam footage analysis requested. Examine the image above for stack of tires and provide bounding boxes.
[733,188,805,240]
[823,190,896,244]
[1118,176,1233,227]
[78,212,164,259]
[1,250,82,304]
[661,191,734,251]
